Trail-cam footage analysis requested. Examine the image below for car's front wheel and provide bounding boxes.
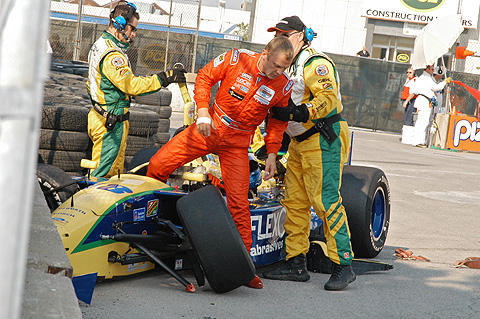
[36,163,78,212]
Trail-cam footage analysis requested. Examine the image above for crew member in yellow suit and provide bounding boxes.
[263,16,355,291]
[87,1,185,177]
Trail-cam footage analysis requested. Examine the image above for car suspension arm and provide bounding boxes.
[106,227,196,293]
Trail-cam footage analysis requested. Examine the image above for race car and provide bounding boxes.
[37,147,390,303]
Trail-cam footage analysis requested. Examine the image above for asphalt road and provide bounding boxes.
[80,114,480,319]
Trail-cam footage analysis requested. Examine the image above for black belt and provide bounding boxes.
[93,103,130,122]
[293,113,343,143]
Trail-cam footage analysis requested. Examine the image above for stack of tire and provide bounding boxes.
[39,72,91,175]
[40,62,172,175]
[123,107,160,170]
[131,88,172,148]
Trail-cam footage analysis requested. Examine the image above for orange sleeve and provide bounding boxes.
[193,50,231,110]
[264,88,290,154]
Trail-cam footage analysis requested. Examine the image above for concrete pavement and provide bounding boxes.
[24,113,480,318]
[81,122,480,318]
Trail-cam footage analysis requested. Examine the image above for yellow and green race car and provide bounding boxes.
[37,147,391,303]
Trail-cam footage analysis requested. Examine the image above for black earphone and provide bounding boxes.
[111,1,137,32]
[304,27,316,42]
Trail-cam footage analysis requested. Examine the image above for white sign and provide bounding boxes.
[361,0,479,29]
[402,22,424,36]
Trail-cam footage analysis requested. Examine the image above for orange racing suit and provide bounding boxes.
[147,48,292,251]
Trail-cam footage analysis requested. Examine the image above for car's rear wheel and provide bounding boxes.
[176,185,256,293]
[340,165,390,258]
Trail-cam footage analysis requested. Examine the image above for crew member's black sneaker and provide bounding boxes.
[263,254,310,282]
[324,263,356,291]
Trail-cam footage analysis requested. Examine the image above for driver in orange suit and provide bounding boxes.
[147,37,295,289]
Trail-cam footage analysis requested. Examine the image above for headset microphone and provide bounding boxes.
[111,2,137,33]
[304,27,316,42]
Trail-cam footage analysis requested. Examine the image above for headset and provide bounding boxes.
[111,1,137,32]
[304,26,317,43]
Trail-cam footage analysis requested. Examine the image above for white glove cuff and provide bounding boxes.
[196,117,212,125]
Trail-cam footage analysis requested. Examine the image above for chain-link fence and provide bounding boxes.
[49,0,201,72]
[47,1,480,134]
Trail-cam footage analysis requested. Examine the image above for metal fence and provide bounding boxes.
[48,1,480,134]
[49,0,201,72]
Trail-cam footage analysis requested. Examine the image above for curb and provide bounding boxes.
[22,180,82,318]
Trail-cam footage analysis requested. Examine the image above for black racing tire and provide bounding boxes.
[74,68,89,78]
[38,149,87,172]
[41,105,89,132]
[153,132,170,145]
[36,163,78,212]
[133,89,172,106]
[340,165,390,258]
[127,147,160,175]
[125,135,155,156]
[156,119,170,133]
[128,108,160,137]
[134,105,172,119]
[176,185,256,293]
[39,129,89,151]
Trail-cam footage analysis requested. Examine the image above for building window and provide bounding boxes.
[371,34,414,63]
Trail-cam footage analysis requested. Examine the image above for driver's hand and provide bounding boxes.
[196,108,215,137]
[263,153,277,180]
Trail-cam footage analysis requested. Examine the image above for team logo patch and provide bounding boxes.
[134,208,146,222]
[254,85,275,105]
[112,56,125,67]
[315,65,329,76]
[231,49,239,64]
[241,73,253,81]
[147,199,158,217]
[214,53,225,67]
[283,80,294,95]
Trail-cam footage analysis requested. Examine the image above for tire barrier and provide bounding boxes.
[132,88,172,107]
[39,129,90,151]
[40,62,172,174]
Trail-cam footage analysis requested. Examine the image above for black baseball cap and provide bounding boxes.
[267,16,305,33]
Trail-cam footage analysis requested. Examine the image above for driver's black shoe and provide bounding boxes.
[324,263,356,291]
[263,254,310,282]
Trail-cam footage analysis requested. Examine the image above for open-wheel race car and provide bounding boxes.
[37,145,391,303]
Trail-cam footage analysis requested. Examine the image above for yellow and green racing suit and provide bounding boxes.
[87,31,163,177]
[283,47,353,265]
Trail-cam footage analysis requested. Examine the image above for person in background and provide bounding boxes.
[87,1,185,177]
[400,67,417,144]
[356,45,370,58]
[403,65,451,148]
[147,37,295,289]
[262,16,355,291]
[433,66,446,114]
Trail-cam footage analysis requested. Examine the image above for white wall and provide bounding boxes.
[252,0,367,56]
